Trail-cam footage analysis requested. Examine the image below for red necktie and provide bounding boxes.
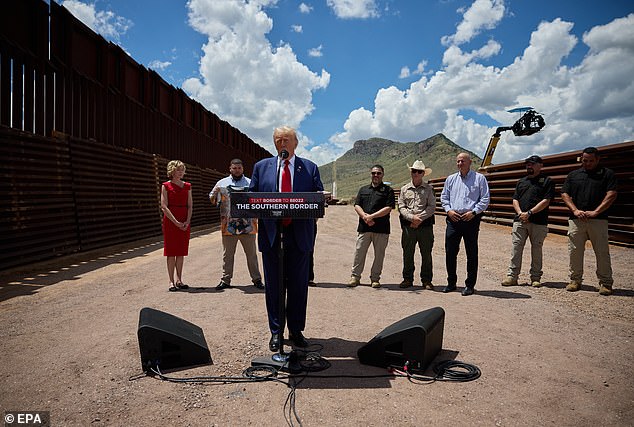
[282,160,292,226]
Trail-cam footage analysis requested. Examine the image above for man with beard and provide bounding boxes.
[561,147,618,295]
[210,158,264,290]
[501,155,554,288]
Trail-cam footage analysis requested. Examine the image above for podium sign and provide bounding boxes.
[230,192,325,219]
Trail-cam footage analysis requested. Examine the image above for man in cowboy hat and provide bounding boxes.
[398,160,436,289]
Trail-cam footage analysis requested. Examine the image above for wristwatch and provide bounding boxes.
[472,210,477,216]
[527,209,533,216]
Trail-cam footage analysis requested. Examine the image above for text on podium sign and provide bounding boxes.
[230,192,325,219]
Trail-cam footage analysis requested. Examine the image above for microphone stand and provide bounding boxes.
[272,152,288,365]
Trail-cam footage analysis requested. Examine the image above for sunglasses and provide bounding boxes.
[371,172,383,175]
[411,169,424,174]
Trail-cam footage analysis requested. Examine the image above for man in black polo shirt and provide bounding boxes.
[501,155,554,288]
[561,147,617,295]
[348,165,395,289]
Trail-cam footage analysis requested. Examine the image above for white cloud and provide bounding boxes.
[148,60,172,70]
[565,14,634,121]
[326,0,379,19]
[583,13,634,53]
[308,45,323,57]
[183,0,330,154]
[441,0,505,46]
[442,39,501,69]
[399,61,428,80]
[61,0,132,41]
[291,24,303,33]
[329,12,634,166]
[412,60,428,76]
[299,3,313,14]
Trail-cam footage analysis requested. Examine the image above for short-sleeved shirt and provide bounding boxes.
[210,175,257,236]
[355,183,395,234]
[398,181,436,227]
[513,174,554,225]
[561,167,617,220]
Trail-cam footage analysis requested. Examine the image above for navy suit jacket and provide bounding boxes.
[249,155,324,252]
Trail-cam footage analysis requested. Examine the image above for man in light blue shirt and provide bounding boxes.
[440,153,490,296]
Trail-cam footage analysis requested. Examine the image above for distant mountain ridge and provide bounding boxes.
[319,133,482,200]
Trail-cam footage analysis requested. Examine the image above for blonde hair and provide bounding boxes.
[273,126,298,143]
[167,160,185,179]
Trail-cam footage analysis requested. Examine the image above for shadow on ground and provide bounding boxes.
[0,230,214,303]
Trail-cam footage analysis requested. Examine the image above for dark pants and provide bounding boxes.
[401,225,434,282]
[445,215,481,288]
[261,225,309,335]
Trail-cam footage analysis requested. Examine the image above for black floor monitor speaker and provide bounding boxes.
[357,306,444,371]
[138,307,212,373]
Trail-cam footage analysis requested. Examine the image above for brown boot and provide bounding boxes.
[501,276,518,286]
[598,284,613,296]
[566,281,581,292]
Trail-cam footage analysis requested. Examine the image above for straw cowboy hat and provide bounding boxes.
[407,160,432,177]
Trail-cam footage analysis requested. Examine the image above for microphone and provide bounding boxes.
[276,150,289,192]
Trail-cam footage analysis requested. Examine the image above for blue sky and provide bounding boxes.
[59,0,634,165]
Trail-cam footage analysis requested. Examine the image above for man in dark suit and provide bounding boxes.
[249,126,324,352]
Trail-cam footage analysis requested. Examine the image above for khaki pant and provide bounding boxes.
[567,219,613,286]
[221,234,262,285]
[351,232,389,282]
[507,221,548,281]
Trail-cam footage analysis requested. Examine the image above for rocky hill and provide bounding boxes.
[319,133,482,200]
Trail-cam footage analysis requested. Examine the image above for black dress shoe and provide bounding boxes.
[269,334,280,352]
[461,287,475,296]
[253,280,265,289]
[443,284,457,293]
[288,331,308,348]
[216,281,231,290]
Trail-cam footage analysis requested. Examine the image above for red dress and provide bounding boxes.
[162,181,191,256]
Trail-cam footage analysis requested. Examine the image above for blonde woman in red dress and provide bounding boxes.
[161,160,193,291]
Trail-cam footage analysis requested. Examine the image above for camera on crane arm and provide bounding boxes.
[510,108,545,136]
[480,107,546,168]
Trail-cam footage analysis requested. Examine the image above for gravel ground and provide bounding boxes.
[1,205,633,426]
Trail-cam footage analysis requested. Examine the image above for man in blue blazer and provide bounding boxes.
[249,126,324,352]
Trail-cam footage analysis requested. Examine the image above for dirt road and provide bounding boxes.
[1,205,632,426]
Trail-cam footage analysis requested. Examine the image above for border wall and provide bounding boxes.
[0,0,272,270]
[0,0,270,172]
[1,127,226,270]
